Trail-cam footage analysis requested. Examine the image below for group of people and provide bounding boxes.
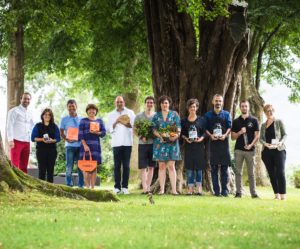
[6,92,287,200]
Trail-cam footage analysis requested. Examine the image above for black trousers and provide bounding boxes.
[36,147,57,183]
[262,149,286,194]
[113,146,132,189]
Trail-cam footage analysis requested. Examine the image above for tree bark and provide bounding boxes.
[241,62,268,186]
[7,23,25,112]
[0,127,118,201]
[122,55,140,183]
[5,23,25,155]
[145,0,249,193]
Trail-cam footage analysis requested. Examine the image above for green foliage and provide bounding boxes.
[293,170,300,188]
[98,135,114,182]
[157,125,179,142]
[177,0,231,21]
[134,119,153,139]
[54,141,66,176]
[248,0,300,102]
[176,0,231,53]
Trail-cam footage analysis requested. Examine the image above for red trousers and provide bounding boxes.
[10,139,30,173]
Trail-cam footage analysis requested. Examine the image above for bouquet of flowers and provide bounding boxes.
[135,119,153,139]
[157,124,178,142]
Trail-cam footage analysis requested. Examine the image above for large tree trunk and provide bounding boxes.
[0,114,118,201]
[145,0,249,193]
[7,24,24,111]
[122,55,141,183]
[241,32,268,186]
[5,23,25,156]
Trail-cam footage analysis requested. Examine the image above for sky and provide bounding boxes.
[0,71,299,167]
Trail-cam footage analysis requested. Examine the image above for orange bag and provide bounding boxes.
[90,122,100,132]
[66,127,79,140]
[78,151,97,172]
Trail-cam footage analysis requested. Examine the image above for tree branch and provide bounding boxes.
[255,9,300,90]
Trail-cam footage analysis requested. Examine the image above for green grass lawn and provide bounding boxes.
[0,187,299,249]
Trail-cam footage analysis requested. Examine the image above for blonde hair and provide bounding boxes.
[263,104,274,113]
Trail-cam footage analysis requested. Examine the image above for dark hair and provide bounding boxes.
[67,99,77,106]
[158,95,172,106]
[144,96,155,103]
[186,98,199,110]
[86,104,98,115]
[41,108,54,124]
[239,100,249,107]
[21,92,32,98]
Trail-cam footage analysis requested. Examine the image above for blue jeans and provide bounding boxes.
[113,146,132,189]
[66,146,84,187]
[211,165,228,195]
[186,170,202,187]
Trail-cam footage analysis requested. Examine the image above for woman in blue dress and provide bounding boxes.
[79,104,106,189]
[152,96,181,195]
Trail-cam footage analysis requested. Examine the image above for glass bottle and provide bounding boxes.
[189,125,198,141]
[213,123,222,138]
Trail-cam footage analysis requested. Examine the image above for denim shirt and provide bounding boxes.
[260,119,287,151]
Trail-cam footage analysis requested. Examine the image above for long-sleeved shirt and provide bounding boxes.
[78,118,106,164]
[107,107,136,147]
[6,105,35,142]
[260,118,287,151]
[31,122,61,149]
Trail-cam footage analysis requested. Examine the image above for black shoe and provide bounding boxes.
[235,193,242,198]
[196,192,203,196]
[222,193,229,197]
[214,193,222,197]
[141,191,149,195]
[252,194,260,199]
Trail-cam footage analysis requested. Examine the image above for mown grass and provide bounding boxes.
[0,187,299,249]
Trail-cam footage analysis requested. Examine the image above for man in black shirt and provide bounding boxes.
[231,100,260,198]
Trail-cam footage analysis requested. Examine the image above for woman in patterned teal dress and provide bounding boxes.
[152,96,181,195]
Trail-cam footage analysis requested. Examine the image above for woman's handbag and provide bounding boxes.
[78,151,97,172]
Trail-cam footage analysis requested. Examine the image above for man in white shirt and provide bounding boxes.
[6,92,35,173]
[108,96,135,194]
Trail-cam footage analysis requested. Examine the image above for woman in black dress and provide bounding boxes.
[181,99,206,195]
[31,108,61,183]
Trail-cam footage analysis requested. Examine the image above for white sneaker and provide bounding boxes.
[113,188,121,194]
[122,188,130,195]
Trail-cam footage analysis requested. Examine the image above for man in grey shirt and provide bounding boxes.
[134,96,156,194]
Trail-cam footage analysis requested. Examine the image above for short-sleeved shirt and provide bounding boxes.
[205,110,232,165]
[152,110,181,161]
[180,116,207,170]
[134,111,155,145]
[232,115,259,151]
[60,115,82,147]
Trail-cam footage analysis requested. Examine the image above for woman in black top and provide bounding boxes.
[181,99,206,195]
[260,104,287,200]
[31,108,61,183]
